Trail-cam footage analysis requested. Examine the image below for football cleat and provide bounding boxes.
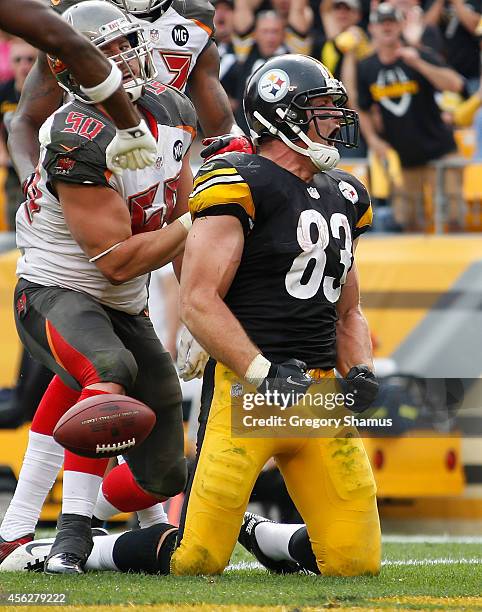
[0,537,53,572]
[238,512,300,574]
[0,528,108,572]
[44,526,109,575]
[44,552,85,575]
[0,534,34,564]
[44,514,94,575]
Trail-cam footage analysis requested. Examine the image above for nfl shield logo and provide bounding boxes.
[150,29,160,42]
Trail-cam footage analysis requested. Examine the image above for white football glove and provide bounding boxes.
[177,326,209,381]
[106,118,157,175]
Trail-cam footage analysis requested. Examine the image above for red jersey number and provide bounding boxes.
[24,170,42,224]
[127,183,163,234]
[62,111,105,141]
[158,52,192,90]
[163,172,181,223]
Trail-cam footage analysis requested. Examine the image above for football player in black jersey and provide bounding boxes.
[0,0,158,173]
[170,54,381,576]
[0,50,383,572]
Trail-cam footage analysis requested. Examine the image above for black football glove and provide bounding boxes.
[200,133,255,160]
[340,365,379,413]
[257,358,313,408]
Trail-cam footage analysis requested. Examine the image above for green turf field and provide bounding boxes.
[0,536,481,610]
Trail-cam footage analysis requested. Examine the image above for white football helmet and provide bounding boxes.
[51,1,157,103]
[113,0,172,17]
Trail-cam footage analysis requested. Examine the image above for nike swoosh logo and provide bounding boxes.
[286,376,307,386]
[25,542,52,555]
[60,144,75,152]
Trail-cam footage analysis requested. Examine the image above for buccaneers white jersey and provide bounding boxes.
[137,0,215,92]
[51,0,215,92]
[16,83,196,314]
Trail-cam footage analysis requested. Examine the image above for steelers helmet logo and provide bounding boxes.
[258,69,290,102]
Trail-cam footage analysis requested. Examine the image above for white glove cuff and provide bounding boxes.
[177,212,192,233]
[80,61,123,103]
[245,354,271,386]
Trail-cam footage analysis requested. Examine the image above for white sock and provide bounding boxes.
[93,486,120,521]
[0,431,64,541]
[137,503,168,528]
[85,532,124,571]
[255,522,304,562]
[62,471,102,517]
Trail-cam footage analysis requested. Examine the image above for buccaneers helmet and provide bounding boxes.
[50,0,157,103]
[112,0,172,18]
[244,54,359,171]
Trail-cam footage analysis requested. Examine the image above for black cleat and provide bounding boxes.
[0,534,34,564]
[238,512,300,574]
[44,514,94,575]
[44,552,85,575]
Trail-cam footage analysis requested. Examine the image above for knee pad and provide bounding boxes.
[92,347,138,391]
[196,440,254,511]
[320,518,381,576]
[324,437,377,503]
[142,457,187,499]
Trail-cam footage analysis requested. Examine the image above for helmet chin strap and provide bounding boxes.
[252,110,340,171]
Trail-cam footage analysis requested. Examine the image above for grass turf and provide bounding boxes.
[0,541,481,610]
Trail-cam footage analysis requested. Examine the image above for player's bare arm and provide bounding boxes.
[57,182,188,284]
[335,257,374,377]
[0,0,159,174]
[8,52,62,181]
[180,215,260,376]
[188,43,235,136]
[0,0,139,127]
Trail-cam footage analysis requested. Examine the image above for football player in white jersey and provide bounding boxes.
[9,0,253,184]
[0,0,159,173]
[1,1,197,575]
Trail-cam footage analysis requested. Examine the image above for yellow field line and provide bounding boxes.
[3,598,480,612]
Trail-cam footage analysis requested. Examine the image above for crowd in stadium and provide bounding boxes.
[0,0,482,232]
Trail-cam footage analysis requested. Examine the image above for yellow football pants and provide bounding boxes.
[171,364,381,576]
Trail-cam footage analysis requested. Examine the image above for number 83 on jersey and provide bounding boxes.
[286,210,353,302]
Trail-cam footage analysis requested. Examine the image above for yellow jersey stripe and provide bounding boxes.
[193,166,239,189]
[189,182,255,219]
[356,204,373,229]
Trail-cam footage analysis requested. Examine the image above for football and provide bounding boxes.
[53,394,156,458]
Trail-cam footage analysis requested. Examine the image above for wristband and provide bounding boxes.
[230,124,245,137]
[245,354,271,386]
[177,212,192,232]
[80,61,123,103]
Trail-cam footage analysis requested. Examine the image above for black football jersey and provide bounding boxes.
[189,153,372,369]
